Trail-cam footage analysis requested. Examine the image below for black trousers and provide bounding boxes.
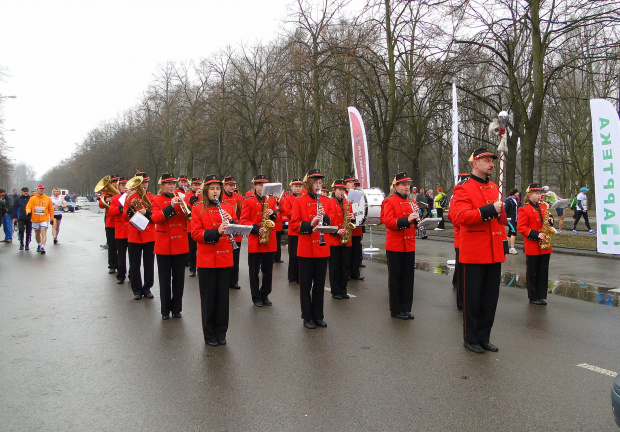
[573,210,591,230]
[116,238,128,281]
[329,245,351,297]
[462,262,501,345]
[157,253,187,315]
[452,248,464,310]
[128,241,155,295]
[105,227,118,269]
[386,250,415,314]
[188,233,197,272]
[231,241,241,287]
[287,235,299,283]
[299,257,327,321]
[198,267,231,343]
[349,235,363,278]
[17,220,32,245]
[248,251,274,303]
[274,231,282,262]
[437,208,445,229]
[526,254,550,301]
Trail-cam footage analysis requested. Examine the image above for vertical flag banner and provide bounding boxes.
[452,83,459,185]
[590,98,620,254]
[348,106,371,188]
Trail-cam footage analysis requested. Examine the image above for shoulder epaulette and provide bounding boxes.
[457,177,469,186]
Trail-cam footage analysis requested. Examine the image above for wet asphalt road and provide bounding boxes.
[1,211,619,431]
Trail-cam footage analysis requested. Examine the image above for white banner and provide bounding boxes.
[590,99,620,254]
[452,83,459,185]
[347,106,371,189]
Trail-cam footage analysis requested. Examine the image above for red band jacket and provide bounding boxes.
[517,201,553,255]
[290,192,331,258]
[240,193,278,253]
[99,196,116,228]
[221,190,243,242]
[150,193,190,255]
[450,175,507,264]
[380,192,417,252]
[190,201,235,268]
[327,196,352,247]
[281,193,300,236]
[126,191,156,244]
[109,194,129,239]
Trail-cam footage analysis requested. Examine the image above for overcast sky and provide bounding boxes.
[0,0,329,177]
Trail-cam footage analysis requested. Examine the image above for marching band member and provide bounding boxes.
[126,172,156,300]
[327,180,353,299]
[517,183,554,306]
[344,175,364,281]
[379,172,419,320]
[449,173,470,310]
[150,173,189,320]
[450,148,507,354]
[176,174,189,194]
[221,176,243,289]
[191,175,236,346]
[99,174,120,274]
[290,169,331,329]
[273,199,284,264]
[108,177,130,284]
[240,175,278,307]
[184,177,202,277]
[281,178,304,284]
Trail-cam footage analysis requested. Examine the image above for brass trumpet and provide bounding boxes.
[95,175,120,209]
[175,191,192,221]
[125,175,152,211]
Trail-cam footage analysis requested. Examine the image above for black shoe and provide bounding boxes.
[254,300,264,307]
[108,268,116,274]
[230,284,241,289]
[162,314,170,320]
[19,244,24,251]
[480,342,499,352]
[332,294,343,299]
[206,340,218,346]
[351,276,365,281]
[40,247,46,254]
[288,280,298,284]
[274,260,284,263]
[341,294,350,299]
[217,338,227,345]
[262,298,272,306]
[314,319,327,328]
[189,270,196,277]
[303,319,316,329]
[53,238,58,245]
[144,292,154,299]
[359,264,366,268]
[134,294,142,300]
[530,299,546,305]
[172,312,182,319]
[25,245,30,251]
[390,312,409,320]
[36,245,41,252]
[406,312,415,320]
[463,341,485,354]
[116,279,124,284]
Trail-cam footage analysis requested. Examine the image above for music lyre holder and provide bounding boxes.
[262,183,282,197]
[224,225,253,237]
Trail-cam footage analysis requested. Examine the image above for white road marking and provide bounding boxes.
[324,287,357,298]
[576,363,618,377]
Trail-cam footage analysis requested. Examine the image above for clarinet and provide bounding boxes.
[406,192,420,225]
[213,196,239,251]
[317,193,326,246]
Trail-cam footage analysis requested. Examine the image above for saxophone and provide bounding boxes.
[540,204,557,250]
[259,196,275,244]
[341,199,356,245]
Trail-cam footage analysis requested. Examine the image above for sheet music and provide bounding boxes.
[130,213,149,231]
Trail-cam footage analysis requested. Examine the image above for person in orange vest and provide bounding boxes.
[450,148,507,354]
[290,169,331,329]
[25,184,55,254]
[517,183,554,305]
[380,172,419,320]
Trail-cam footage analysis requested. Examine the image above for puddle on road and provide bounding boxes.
[364,253,619,307]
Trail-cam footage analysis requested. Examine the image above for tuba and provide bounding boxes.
[341,199,356,245]
[540,204,556,250]
[258,196,275,244]
[125,176,152,211]
[95,175,120,209]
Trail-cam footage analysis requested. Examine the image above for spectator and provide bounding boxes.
[425,189,434,218]
[0,189,12,243]
[572,187,595,234]
[542,186,564,233]
[505,188,520,254]
[415,188,427,218]
[434,187,447,230]
[11,189,18,231]
[12,187,32,250]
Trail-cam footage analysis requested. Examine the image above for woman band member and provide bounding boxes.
[191,175,236,346]
[281,178,304,284]
[517,183,553,305]
[290,169,331,329]
[220,176,244,289]
[108,177,130,284]
[327,179,353,300]
[184,177,203,278]
[379,172,419,320]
